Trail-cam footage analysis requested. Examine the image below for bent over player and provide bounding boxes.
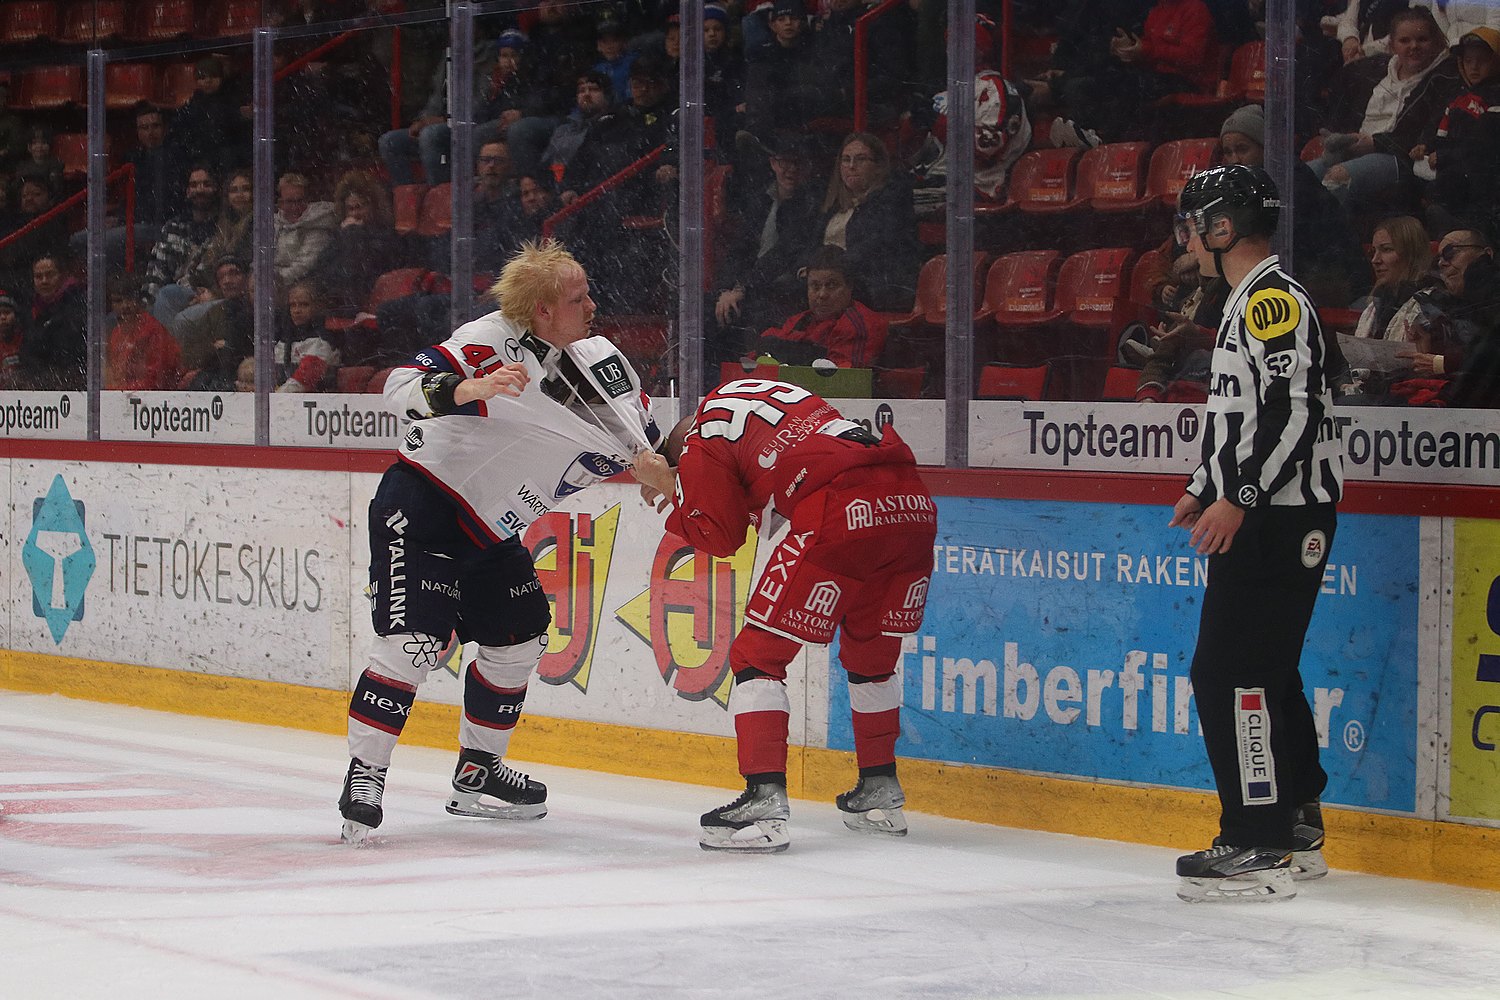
[633,379,937,852]
[339,240,659,844]
[1168,165,1344,901]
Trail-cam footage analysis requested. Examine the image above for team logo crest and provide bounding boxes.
[556,452,628,498]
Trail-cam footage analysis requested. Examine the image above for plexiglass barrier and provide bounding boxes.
[0,1,1494,486]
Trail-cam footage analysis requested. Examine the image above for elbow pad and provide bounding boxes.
[420,371,462,415]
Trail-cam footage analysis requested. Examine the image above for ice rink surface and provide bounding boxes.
[2,691,1499,1000]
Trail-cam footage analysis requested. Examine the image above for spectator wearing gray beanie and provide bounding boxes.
[1217,104,1369,308]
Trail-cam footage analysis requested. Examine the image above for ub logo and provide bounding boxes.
[903,577,929,610]
[805,581,842,617]
[846,499,874,531]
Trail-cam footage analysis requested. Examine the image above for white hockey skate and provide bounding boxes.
[1291,802,1329,881]
[835,774,909,836]
[339,758,387,846]
[1176,844,1297,902]
[445,748,548,820]
[700,781,790,853]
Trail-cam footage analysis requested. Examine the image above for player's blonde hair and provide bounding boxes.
[491,238,582,329]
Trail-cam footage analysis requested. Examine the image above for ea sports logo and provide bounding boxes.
[1300,530,1327,569]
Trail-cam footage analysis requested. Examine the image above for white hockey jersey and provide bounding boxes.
[384,310,660,544]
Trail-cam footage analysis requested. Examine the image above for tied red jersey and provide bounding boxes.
[665,379,919,557]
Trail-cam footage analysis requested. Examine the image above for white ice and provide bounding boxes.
[2,690,1498,1000]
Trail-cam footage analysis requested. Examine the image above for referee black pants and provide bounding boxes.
[1190,502,1337,848]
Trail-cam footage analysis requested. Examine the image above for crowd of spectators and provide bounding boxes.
[0,0,1496,405]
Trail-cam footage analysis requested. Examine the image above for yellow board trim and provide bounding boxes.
[5,650,1497,892]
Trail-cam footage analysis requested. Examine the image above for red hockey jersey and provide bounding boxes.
[665,378,920,558]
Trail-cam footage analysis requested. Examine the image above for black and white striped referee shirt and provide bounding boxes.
[1187,255,1344,509]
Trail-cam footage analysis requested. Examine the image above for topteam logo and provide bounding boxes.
[22,475,96,644]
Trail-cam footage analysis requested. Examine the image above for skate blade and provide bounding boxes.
[1291,850,1329,881]
[340,820,374,846]
[445,790,547,820]
[699,819,790,853]
[841,806,909,837]
[1177,867,1296,903]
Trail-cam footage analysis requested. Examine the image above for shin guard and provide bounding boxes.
[459,636,546,757]
[847,673,902,770]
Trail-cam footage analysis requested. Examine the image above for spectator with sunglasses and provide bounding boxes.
[1391,229,1498,382]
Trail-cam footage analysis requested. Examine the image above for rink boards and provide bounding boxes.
[2,445,1499,888]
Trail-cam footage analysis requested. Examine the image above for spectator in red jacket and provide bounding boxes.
[754,245,888,369]
[105,274,181,391]
[1049,0,1220,147]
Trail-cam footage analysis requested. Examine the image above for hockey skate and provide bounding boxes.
[700,781,790,853]
[445,747,548,820]
[835,774,908,836]
[339,758,387,846]
[1291,801,1329,881]
[1176,843,1296,902]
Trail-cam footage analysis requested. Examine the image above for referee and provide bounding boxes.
[1167,165,1345,902]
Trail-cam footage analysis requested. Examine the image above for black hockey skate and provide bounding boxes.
[835,774,908,836]
[445,747,547,820]
[700,781,791,853]
[339,758,387,846]
[1291,801,1328,881]
[1176,843,1296,902]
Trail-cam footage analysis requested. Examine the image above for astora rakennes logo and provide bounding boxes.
[22,474,96,644]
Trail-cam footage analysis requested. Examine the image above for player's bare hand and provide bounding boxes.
[455,363,529,404]
[638,482,672,513]
[631,448,676,501]
[1187,497,1244,555]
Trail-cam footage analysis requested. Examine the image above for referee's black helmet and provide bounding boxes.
[1175,164,1282,246]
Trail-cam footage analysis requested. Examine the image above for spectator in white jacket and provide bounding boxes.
[1335,0,1500,62]
[273,173,336,292]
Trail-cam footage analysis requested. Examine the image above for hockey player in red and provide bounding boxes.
[633,379,937,852]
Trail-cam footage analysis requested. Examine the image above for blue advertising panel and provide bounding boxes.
[829,498,1421,813]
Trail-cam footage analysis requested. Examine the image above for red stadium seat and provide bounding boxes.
[59,1,127,44]
[976,250,1064,327]
[128,2,195,43]
[417,184,452,238]
[1008,148,1083,212]
[977,363,1049,401]
[205,0,260,38]
[392,184,428,237]
[11,65,84,110]
[156,62,197,109]
[1057,248,1135,327]
[52,132,110,180]
[0,2,59,44]
[1102,365,1143,400]
[1095,139,1218,213]
[1086,142,1152,211]
[890,253,989,334]
[368,268,428,310]
[1129,248,1169,307]
[105,63,158,111]
[1023,145,1107,216]
[1228,42,1267,102]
